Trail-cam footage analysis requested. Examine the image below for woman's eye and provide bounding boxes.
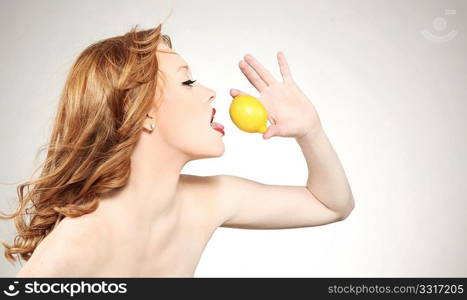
[182,79,197,87]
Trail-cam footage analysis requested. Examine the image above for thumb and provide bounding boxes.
[230,88,250,98]
[262,124,281,140]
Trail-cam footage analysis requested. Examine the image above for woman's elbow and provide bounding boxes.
[339,195,355,221]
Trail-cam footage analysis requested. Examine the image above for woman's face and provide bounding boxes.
[151,43,225,159]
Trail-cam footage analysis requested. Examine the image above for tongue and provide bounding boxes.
[210,122,224,130]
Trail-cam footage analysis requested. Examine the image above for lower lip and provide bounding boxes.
[210,124,225,136]
[212,127,225,136]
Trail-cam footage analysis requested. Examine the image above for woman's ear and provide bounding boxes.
[144,113,156,132]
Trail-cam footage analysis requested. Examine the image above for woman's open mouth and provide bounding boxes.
[210,108,224,136]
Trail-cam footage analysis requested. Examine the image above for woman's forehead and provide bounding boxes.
[156,49,188,73]
[157,43,188,72]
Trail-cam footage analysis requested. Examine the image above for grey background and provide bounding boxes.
[1,0,466,277]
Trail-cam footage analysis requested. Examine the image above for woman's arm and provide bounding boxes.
[296,123,355,217]
[207,125,353,229]
[204,51,354,229]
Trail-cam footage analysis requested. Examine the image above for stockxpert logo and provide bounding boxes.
[3,281,127,297]
[421,9,458,43]
[3,281,20,297]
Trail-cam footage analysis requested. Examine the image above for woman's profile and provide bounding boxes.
[1,21,354,277]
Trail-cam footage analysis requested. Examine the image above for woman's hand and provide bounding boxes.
[230,52,321,139]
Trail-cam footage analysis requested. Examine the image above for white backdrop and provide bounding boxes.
[0,0,466,277]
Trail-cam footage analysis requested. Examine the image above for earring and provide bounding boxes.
[146,114,155,131]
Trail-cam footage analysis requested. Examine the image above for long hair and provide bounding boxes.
[0,23,173,264]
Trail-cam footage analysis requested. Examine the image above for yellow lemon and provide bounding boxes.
[229,95,268,133]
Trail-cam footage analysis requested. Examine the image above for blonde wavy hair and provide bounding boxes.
[0,23,173,264]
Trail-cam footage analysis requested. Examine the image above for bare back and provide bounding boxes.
[17,174,220,277]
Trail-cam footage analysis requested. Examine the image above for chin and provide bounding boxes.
[212,144,225,157]
[206,141,225,158]
[192,140,225,160]
[183,127,226,159]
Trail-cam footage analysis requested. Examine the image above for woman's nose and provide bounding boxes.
[207,89,216,103]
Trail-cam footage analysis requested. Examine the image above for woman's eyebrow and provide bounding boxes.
[177,65,190,72]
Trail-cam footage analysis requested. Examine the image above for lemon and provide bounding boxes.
[229,95,268,133]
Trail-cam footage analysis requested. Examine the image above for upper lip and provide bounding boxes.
[211,107,216,123]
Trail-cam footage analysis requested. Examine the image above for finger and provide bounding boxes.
[262,124,281,139]
[239,60,268,93]
[230,88,250,98]
[277,51,293,82]
[244,54,278,86]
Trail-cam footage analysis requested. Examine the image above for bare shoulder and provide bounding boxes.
[178,173,231,227]
[16,214,106,277]
[179,173,220,190]
[178,174,218,206]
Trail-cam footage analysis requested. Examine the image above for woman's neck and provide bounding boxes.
[95,132,190,230]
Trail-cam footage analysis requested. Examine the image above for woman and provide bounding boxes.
[1,23,354,277]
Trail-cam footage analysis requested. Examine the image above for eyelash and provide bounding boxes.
[182,79,197,87]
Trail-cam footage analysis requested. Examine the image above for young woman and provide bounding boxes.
[2,23,354,277]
